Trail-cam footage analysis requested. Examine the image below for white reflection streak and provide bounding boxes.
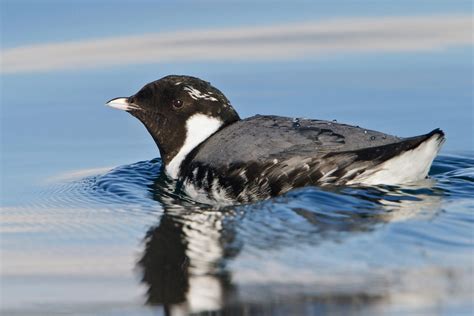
[45,166,114,183]
[180,211,225,313]
[1,15,472,73]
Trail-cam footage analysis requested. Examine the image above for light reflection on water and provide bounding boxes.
[1,154,472,315]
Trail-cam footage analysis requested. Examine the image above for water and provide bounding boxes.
[1,2,473,314]
[2,61,473,314]
[1,153,473,315]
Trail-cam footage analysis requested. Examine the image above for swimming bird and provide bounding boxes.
[106,75,445,203]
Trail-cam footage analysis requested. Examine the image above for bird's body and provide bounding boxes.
[106,75,445,204]
[180,115,443,203]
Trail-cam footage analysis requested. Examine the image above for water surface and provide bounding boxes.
[1,2,473,315]
[1,153,472,315]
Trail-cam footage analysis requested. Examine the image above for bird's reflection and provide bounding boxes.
[135,167,443,315]
[137,173,239,315]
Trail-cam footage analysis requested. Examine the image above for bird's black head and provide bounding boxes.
[106,75,240,178]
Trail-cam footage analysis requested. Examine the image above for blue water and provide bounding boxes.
[1,151,473,314]
[1,1,474,315]
[1,57,473,314]
[2,59,474,314]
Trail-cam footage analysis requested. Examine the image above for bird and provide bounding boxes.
[106,75,445,204]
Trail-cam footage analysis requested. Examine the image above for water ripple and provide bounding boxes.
[2,153,473,314]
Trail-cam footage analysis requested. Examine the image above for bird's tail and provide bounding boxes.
[344,129,446,185]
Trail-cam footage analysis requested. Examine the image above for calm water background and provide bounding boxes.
[1,1,473,315]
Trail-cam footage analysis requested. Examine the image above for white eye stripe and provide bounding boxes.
[184,86,219,102]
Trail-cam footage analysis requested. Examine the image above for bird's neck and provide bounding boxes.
[165,114,224,179]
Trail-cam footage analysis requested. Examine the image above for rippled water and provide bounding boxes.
[1,154,473,315]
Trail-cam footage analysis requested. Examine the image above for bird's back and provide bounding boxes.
[191,115,402,167]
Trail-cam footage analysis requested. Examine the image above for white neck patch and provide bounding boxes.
[166,113,223,179]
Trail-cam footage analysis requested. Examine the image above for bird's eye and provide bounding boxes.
[172,99,183,109]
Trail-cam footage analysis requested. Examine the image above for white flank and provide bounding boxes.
[182,178,234,205]
[348,134,445,185]
[166,114,223,179]
[184,86,219,102]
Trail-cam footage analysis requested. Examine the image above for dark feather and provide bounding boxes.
[180,116,444,203]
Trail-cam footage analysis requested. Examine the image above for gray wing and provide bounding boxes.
[193,115,401,166]
[183,115,442,202]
